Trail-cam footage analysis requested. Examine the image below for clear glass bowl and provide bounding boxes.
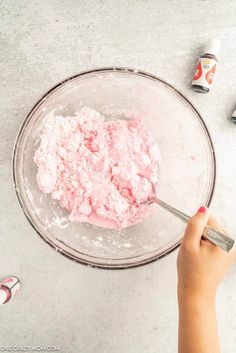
[13,68,216,269]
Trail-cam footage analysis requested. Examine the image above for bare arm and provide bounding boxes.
[178,292,219,353]
[177,207,236,353]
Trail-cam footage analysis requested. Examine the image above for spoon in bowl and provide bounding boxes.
[134,182,235,252]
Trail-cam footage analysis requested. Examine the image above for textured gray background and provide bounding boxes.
[1,1,236,352]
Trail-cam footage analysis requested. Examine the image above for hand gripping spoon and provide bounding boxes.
[136,182,235,252]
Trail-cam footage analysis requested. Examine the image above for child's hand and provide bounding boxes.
[177,206,236,302]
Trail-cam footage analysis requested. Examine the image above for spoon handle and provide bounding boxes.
[154,197,235,252]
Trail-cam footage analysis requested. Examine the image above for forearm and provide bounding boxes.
[178,294,220,353]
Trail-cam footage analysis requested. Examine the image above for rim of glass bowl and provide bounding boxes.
[12,67,216,269]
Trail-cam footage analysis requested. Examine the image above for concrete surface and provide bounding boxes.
[1,0,236,352]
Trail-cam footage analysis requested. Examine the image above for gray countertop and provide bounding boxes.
[1,1,236,352]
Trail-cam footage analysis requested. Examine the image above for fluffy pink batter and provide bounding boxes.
[34,107,161,229]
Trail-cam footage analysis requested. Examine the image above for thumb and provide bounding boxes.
[183,206,209,248]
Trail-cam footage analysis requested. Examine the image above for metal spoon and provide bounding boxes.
[136,182,235,252]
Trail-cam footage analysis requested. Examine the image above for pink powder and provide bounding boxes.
[34,107,161,229]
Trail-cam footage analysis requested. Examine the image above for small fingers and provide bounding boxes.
[183,206,209,249]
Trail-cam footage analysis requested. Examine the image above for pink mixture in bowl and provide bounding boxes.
[34,107,161,229]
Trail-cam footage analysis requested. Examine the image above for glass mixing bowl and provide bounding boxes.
[13,68,216,269]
